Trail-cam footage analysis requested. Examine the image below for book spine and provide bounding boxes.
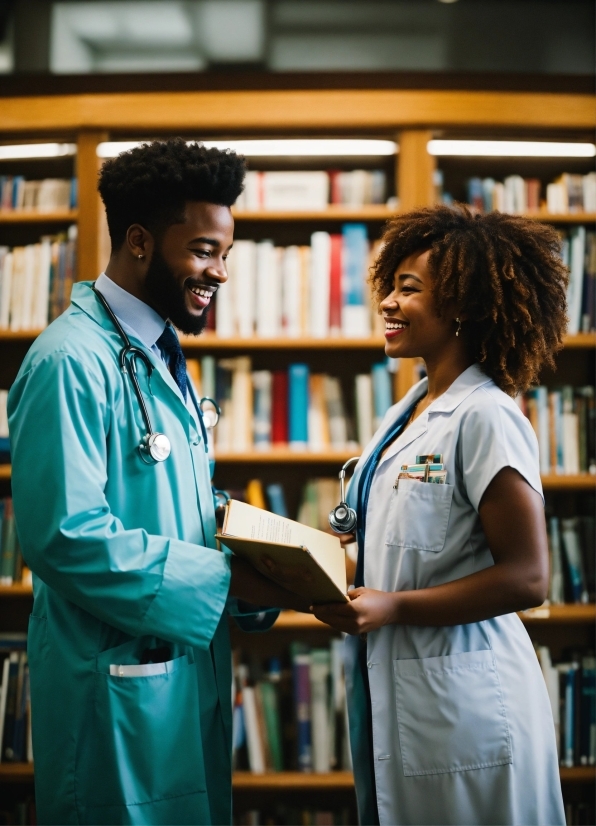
[309,232,331,338]
[328,234,342,335]
[271,370,289,445]
[292,650,312,772]
[288,364,309,449]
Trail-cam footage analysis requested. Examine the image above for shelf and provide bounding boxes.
[0,210,77,224]
[0,583,32,597]
[214,449,359,464]
[519,604,596,624]
[232,206,394,222]
[0,329,44,341]
[1,764,591,787]
[560,766,596,783]
[180,335,388,350]
[0,465,10,480]
[233,771,355,790]
[180,333,595,351]
[520,213,596,225]
[541,475,596,491]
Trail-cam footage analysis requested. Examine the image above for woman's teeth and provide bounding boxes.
[386,321,407,330]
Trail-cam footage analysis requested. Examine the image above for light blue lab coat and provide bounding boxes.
[343,365,565,826]
[8,282,271,825]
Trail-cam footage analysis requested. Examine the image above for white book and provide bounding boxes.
[242,686,266,773]
[32,239,51,330]
[0,390,8,437]
[0,655,13,757]
[546,182,566,214]
[215,256,235,338]
[299,246,311,337]
[230,357,253,452]
[9,247,26,332]
[243,171,262,211]
[307,375,328,451]
[583,172,596,212]
[355,374,374,446]
[0,248,11,330]
[310,649,331,773]
[324,375,348,448]
[20,244,37,330]
[566,226,586,335]
[262,171,328,211]
[252,370,272,450]
[346,170,368,207]
[309,232,331,338]
[255,241,281,338]
[492,182,505,212]
[504,175,526,214]
[232,240,257,338]
[282,245,302,338]
[536,646,560,753]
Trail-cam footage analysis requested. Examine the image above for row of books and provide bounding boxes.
[235,808,352,826]
[187,357,396,452]
[0,500,29,588]
[0,636,31,765]
[536,645,595,768]
[548,516,594,606]
[234,170,388,212]
[233,642,350,774]
[215,227,383,340]
[520,385,595,475]
[561,227,595,335]
[0,176,77,213]
[465,172,596,215]
[0,227,77,332]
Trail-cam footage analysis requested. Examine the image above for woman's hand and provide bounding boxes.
[313,587,399,635]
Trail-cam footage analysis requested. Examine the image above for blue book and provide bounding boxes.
[291,643,312,772]
[371,362,393,429]
[70,177,78,209]
[561,664,578,767]
[288,364,309,448]
[467,177,483,211]
[266,484,288,518]
[580,655,595,766]
[11,176,24,209]
[341,224,368,307]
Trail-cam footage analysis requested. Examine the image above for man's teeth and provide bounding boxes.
[189,286,213,297]
[386,321,407,329]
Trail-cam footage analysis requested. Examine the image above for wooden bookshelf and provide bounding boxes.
[0,465,10,480]
[232,206,394,222]
[541,475,596,491]
[0,210,77,224]
[0,764,592,787]
[522,213,596,225]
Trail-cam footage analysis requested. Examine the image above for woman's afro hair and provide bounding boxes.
[98,138,246,248]
[370,204,569,396]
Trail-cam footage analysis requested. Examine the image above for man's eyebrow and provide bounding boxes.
[188,236,221,246]
[398,272,423,283]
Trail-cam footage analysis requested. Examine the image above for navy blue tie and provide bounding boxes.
[157,325,187,401]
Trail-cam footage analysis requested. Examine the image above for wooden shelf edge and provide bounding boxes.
[519,604,596,624]
[231,209,596,224]
[1,765,592,786]
[0,210,77,224]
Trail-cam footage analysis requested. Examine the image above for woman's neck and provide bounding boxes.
[423,348,475,405]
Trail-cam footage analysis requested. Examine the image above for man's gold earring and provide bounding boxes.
[455,318,462,337]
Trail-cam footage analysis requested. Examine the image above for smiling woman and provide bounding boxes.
[313,204,569,826]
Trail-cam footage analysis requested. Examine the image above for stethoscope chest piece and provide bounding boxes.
[328,456,360,534]
[140,432,172,464]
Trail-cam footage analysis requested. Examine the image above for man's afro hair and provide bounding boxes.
[98,138,246,248]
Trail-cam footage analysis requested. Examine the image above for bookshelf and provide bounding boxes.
[0,86,594,822]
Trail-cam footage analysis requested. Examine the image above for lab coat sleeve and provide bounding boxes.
[8,352,230,650]
[458,387,543,512]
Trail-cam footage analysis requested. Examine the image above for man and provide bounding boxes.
[8,139,303,825]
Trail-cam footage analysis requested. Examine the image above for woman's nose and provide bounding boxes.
[380,292,398,310]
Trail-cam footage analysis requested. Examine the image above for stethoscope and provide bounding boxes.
[328,456,360,533]
[93,285,221,466]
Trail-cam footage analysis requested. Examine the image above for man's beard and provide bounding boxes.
[145,246,212,335]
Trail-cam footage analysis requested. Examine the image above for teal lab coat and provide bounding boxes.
[8,282,245,825]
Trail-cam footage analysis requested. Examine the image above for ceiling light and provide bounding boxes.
[97,139,398,159]
[428,140,596,158]
[0,143,77,160]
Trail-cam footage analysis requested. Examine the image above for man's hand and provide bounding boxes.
[313,587,399,635]
[229,556,311,613]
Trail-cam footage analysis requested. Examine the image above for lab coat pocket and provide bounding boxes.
[385,478,453,552]
[76,649,206,820]
[393,649,512,776]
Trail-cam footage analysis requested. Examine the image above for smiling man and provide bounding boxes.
[7,139,304,826]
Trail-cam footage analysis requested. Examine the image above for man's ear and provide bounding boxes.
[126,223,154,261]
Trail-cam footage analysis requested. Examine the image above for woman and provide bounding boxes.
[314,205,567,826]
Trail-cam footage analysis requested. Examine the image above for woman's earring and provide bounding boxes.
[455,318,462,337]
[137,254,144,260]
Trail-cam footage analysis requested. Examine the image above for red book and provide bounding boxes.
[329,233,342,334]
[328,170,341,204]
[271,370,288,445]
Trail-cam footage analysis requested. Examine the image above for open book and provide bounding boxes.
[216,499,348,604]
